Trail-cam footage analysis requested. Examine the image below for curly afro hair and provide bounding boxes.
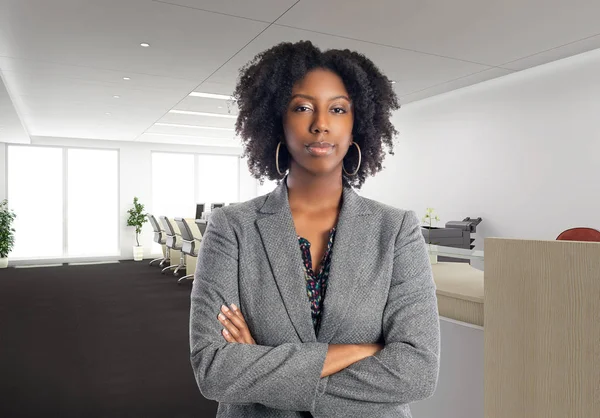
[233,40,399,189]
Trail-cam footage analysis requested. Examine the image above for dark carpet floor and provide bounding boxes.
[0,260,218,418]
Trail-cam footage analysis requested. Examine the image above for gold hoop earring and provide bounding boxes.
[343,142,361,176]
[275,142,286,176]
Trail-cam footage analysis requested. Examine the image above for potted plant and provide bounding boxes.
[127,197,148,261]
[0,199,17,268]
[421,207,440,264]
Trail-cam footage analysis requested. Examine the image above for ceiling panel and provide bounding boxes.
[0,70,192,139]
[0,0,268,80]
[500,34,600,71]
[0,71,195,108]
[0,75,29,143]
[159,113,236,128]
[145,122,236,138]
[0,56,198,92]
[275,0,600,66]
[137,132,242,148]
[172,96,239,115]
[153,0,298,22]
[398,67,514,105]
[1,0,599,145]
[203,24,491,98]
[0,0,266,141]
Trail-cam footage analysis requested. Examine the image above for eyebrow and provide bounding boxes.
[290,94,351,103]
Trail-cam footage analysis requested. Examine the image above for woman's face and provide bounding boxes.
[282,68,354,177]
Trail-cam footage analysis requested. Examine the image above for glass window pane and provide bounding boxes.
[151,152,195,254]
[257,178,278,196]
[7,146,63,258]
[196,155,239,206]
[67,149,119,256]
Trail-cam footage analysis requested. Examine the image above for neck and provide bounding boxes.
[286,164,344,213]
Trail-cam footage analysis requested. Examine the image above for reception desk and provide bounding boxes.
[433,262,484,326]
[412,248,485,418]
[484,238,600,418]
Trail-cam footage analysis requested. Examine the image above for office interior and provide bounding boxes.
[1,1,599,417]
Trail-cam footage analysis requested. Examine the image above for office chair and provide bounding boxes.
[159,216,185,276]
[556,227,600,242]
[174,218,200,284]
[195,219,208,236]
[147,214,169,267]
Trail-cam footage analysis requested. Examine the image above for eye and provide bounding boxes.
[294,105,312,112]
[331,107,347,114]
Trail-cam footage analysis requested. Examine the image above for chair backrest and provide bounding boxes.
[148,214,162,233]
[159,216,176,236]
[174,217,194,242]
[556,227,600,242]
[195,219,208,236]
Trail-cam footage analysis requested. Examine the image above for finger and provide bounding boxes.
[221,305,248,333]
[223,308,248,331]
[230,304,248,323]
[230,303,242,316]
[221,328,236,343]
[218,313,242,341]
[222,306,252,341]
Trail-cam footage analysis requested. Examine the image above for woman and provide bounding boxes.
[189,41,440,418]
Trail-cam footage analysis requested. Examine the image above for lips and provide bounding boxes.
[306,142,335,157]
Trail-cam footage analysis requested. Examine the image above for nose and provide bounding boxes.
[310,110,329,136]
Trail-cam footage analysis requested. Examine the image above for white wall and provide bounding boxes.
[6,48,600,261]
[361,48,600,248]
[1,136,257,262]
[0,143,6,201]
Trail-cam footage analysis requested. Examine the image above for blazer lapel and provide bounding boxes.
[256,180,317,343]
[317,185,373,343]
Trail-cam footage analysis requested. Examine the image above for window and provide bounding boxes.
[150,152,239,254]
[67,149,119,256]
[7,145,119,259]
[257,178,278,196]
[196,154,239,206]
[151,152,195,254]
[8,146,63,258]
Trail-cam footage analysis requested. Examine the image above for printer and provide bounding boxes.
[421,217,482,263]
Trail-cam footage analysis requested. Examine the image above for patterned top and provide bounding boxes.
[298,227,337,335]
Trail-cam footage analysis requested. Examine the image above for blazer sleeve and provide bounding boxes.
[313,210,440,411]
[189,208,329,412]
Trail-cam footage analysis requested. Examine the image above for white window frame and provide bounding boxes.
[150,150,241,208]
[6,144,120,264]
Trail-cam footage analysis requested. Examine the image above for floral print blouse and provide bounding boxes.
[297,227,337,335]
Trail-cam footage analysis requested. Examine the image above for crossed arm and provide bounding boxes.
[189,209,440,412]
[217,302,383,378]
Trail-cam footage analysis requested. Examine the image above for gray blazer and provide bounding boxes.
[190,179,440,418]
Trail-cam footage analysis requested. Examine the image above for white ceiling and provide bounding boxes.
[1,0,599,145]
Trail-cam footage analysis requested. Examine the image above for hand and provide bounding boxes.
[218,303,256,345]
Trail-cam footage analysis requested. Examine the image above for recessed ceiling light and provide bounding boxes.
[155,122,235,131]
[189,92,235,100]
[217,106,223,109]
[140,43,150,48]
[123,77,131,81]
[169,110,236,118]
[105,112,111,116]
[113,95,120,99]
